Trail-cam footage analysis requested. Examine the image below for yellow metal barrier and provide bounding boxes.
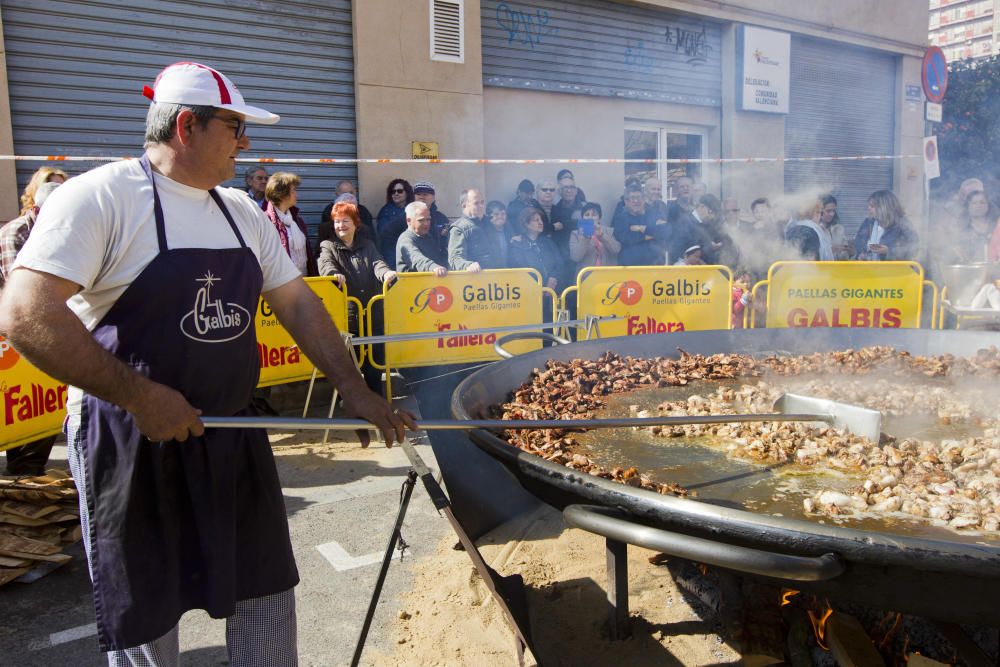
[0,337,66,451]
[572,265,733,338]
[923,280,939,330]
[764,261,926,329]
[347,295,366,365]
[559,285,577,339]
[256,277,352,387]
[1,277,355,450]
[749,280,769,329]
[365,269,550,400]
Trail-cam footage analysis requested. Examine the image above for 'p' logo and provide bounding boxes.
[0,336,20,371]
[601,281,643,306]
[410,286,454,314]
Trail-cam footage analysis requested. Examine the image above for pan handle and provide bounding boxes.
[563,504,844,582]
[493,331,570,359]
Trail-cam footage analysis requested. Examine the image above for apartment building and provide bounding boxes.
[929,0,998,61]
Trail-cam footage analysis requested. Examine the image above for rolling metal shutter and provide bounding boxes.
[1,0,357,233]
[784,35,896,236]
[482,0,722,106]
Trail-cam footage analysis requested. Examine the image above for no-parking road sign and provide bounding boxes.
[922,47,948,103]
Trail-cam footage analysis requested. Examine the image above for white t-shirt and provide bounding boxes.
[15,159,300,331]
[14,160,300,413]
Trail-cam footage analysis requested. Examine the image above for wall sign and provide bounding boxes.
[737,25,790,114]
[411,141,440,160]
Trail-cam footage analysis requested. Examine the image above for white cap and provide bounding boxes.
[142,62,279,124]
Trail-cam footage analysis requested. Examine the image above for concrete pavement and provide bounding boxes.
[0,393,454,666]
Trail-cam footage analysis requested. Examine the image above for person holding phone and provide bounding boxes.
[853,190,919,261]
[569,202,620,271]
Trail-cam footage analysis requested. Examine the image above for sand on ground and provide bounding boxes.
[367,505,740,667]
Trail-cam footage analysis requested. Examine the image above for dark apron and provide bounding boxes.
[80,156,298,652]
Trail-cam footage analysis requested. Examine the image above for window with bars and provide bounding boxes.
[430,0,464,63]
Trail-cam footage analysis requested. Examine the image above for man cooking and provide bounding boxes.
[0,62,415,665]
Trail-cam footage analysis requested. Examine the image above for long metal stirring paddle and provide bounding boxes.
[200,413,843,432]
[201,393,881,440]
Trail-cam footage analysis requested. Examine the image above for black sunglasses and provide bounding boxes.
[392,188,406,194]
[211,114,246,139]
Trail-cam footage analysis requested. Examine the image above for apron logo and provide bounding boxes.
[180,271,251,343]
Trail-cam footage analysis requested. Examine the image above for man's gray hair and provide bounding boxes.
[405,201,427,219]
[144,102,215,146]
[244,164,269,186]
[459,188,481,208]
[34,181,61,209]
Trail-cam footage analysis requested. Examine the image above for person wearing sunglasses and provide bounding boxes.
[376,178,414,267]
[535,179,557,233]
[0,61,415,664]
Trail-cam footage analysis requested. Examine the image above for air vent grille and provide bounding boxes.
[431,0,463,63]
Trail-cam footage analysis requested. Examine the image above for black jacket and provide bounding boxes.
[509,234,562,289]
[318,236,392,332]
[317,202,374,253]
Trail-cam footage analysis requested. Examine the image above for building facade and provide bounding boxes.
[929,0,998,62]
[0,1,928,239]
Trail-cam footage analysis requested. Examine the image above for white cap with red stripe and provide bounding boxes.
[142,61,279,124]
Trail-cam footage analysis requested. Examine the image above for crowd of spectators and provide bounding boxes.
[235,164,1000,331]
[7,163,1000,387]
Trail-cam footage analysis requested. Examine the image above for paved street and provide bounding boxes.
[0,393,453,666]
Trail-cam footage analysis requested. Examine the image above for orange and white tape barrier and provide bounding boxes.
[0,154,922,165]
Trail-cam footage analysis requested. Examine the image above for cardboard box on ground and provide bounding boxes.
[0,470,80,586]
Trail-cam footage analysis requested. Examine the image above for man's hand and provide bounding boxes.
[331,273,346,287]
[128,380,204,442]
[630,225,646,233]
[341,385,417,448]
[546,276,558,290]
[433,265,448,277]
[466,262,482,273]
[383,270,398,285]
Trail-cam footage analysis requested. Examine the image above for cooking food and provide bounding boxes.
[497,347,1000,535]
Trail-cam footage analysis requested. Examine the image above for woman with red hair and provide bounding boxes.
[318,202,396,393]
